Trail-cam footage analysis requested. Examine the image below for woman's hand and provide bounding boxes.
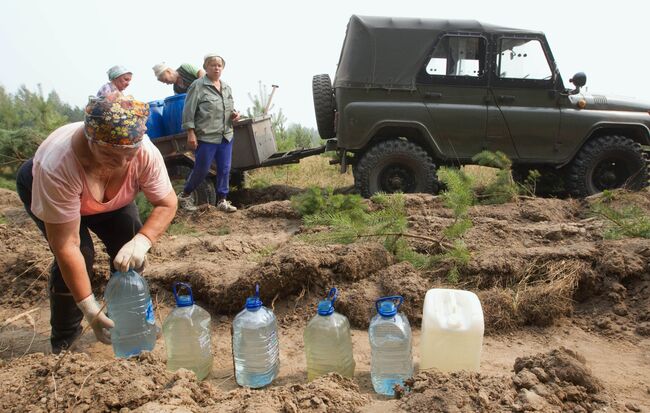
[231,110,241,122]
[77,294,114,344]
[187,129,198,150]
[114,233,152,272]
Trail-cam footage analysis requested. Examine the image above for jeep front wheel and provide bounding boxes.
[354,140,439,197]
[566,135,649,197]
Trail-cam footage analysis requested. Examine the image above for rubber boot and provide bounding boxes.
[49,290,84,354]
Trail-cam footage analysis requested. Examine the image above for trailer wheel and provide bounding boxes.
[566,135,648,197]
[166,164,216,206]
[230,170,246,190]
[312,74,336,139]
[354,140,439,197]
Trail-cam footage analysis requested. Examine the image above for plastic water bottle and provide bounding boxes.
[232,284,280,388]
[369,295,413,396]
[104,270,157,358]
[162,282,213,380]
[303,288,355,381]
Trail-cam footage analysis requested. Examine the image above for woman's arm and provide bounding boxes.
[44,218,92,301]
[139,190,177,243]
[113,190,177,272]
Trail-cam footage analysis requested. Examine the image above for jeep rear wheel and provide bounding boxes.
[566,135,649,197]
[312,74,336,139]
[355,140,439,197]
[166,164,216,206]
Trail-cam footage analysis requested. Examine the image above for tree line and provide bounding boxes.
[0,82,321,184]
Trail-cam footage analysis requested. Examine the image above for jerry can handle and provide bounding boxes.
[172,282,194,302]
[375,295,404,313]
[326,287,338,305]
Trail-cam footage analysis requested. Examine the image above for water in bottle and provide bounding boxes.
[232,284,280,388]
[369,295,413,396]
[303,287,355,381]
[420,288,484,372]
[162,282,213,380]
[104,269,157,358]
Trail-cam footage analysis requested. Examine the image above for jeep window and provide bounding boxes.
[424,35,486,78]
[496,38,552,80]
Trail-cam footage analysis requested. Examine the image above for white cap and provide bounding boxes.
[152,62,171,78]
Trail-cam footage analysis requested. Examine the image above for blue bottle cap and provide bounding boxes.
[172,282,194,307]
[245,284,263,311]
[176,294,193,307]
[317,300,334,316]
[375,295,403,318]
[317,287,338,316]
[378,300,397,317]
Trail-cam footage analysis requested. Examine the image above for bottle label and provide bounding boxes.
[145,299,156,325]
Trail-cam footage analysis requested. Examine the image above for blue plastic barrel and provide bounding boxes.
[163,93,187,136]
[145,100,165,139]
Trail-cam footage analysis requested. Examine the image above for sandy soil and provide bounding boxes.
[0,187,649,412]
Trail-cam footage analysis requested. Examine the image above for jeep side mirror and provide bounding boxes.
[569,72,587,94]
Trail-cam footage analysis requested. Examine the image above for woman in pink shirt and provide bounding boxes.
[16,94,177,353]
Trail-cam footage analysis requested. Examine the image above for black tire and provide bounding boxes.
[230,170,246,190]
[166,163,216,206]
[312,74,336,139]
[354,140,439,197]
[512,165,566,197]
[566,135,649,197]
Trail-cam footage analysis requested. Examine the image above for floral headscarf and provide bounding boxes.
[84,93,149,147]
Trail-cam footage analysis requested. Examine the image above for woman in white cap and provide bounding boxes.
[177,53,240,212]
[152,62,205,95]
[97,65,132,97]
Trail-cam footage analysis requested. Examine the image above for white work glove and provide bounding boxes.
[114,233,152,273]
[77,294,114,344]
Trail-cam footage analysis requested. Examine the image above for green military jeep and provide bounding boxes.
[313,15,650,197]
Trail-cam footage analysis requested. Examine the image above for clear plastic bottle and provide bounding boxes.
[304,288,355,381]
[369,295,413,396]
[104,269,157,358]
[232,284,280,388]
[162,282,213,380]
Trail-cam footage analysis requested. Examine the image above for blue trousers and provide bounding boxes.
[184,139,233,199]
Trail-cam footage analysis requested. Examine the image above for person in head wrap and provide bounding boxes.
[177,53,240,212]
[152,62,205,94]
[97,65,132,97]
[15,93,177,353]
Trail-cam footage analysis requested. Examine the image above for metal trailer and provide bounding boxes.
[151,116,328,205]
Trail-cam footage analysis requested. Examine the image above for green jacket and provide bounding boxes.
[182,76,234,143]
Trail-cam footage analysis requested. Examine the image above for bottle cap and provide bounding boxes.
[245,284,262,311]
[317,287,337,316]
[375,295,403,317]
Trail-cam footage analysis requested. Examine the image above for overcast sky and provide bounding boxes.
[1,0,648,128]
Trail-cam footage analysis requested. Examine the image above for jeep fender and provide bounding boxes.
[356,120,444,159]
[561,121,650,167]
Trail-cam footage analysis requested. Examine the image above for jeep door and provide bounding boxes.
[416,33,489,160]
[489,35,561,161]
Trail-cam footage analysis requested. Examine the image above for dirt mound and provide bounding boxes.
[213,373,370,413]
[399,347,609,413]
[150,241,393,316]
[0,352,222,413]
[0,188,22,211]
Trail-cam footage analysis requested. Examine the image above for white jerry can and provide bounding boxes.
[419,288,484,372]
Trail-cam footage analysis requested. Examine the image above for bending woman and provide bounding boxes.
[16,93,177,353]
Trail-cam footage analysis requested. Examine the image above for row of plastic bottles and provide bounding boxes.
[104,271,484,396]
